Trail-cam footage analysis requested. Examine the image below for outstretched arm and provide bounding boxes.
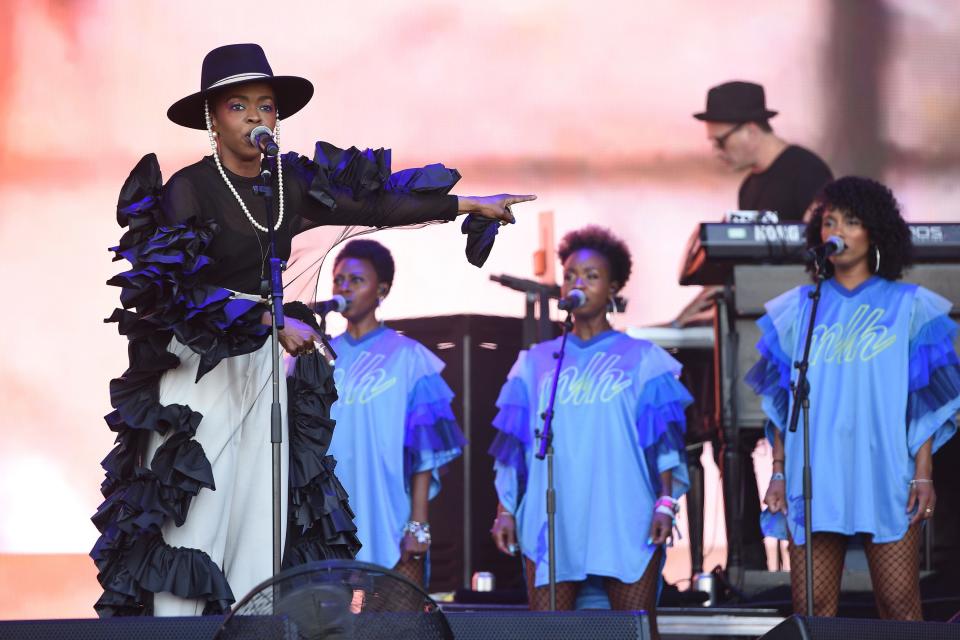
[302,184,535,228]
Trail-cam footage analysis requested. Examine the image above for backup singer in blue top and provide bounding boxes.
[747,176,960,620]
[489,226,692,638]
[327,239,465,586]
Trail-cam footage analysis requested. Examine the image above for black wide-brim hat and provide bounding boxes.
[167,43,314,130]
[693,80,778,123]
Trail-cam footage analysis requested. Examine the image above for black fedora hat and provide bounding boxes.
[693,81,778,123]
[167,43,314,130]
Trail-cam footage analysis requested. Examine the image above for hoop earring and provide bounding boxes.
[606,295,617,325]
[377,297,385,328]
[874,245,881,274]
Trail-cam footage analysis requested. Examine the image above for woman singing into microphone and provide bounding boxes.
[93,43,533,617]
[489,226,692,639]
[326,239,465,586]
[748,176,960,619]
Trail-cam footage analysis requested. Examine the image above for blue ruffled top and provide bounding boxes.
[490,330,692,587]
[328,327,465,569]
[747,277,960,543]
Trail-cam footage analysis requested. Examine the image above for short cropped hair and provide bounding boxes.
[557,225,633,291]
[334,239,396,285]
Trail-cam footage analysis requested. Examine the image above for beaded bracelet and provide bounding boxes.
[655,496,680,518]
[909,478,933,486]
[651,496,683,546]
[771,472,785,482]
[403,521,432,544]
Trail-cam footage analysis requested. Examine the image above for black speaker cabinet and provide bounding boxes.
[444,610,649,640]
[390,315,537,592]
[0,616,292,640]
[0,611,652,640]
[762,615,960,640]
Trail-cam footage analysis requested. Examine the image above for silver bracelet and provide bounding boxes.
[771,472,785,482]
[909,478,933,485]
[403,520,432,545]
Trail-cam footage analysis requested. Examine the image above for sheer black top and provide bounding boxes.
[161,155,459,294]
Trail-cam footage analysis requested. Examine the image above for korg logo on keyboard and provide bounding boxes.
[752,225,802,243]
[910,225,944,243]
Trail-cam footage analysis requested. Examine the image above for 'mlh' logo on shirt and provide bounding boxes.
[810,304,897,365]
[334,352,397,404]
[538,352,633,406]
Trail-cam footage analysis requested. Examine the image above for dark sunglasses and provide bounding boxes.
[712,122,745,150]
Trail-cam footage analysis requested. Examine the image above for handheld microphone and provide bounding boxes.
[557,289,586,311]
[806,235,845,260]
[311,295,349,316]
[249,125,280,157]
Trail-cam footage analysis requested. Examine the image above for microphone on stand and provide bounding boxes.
[249,125,280,157]
[806,235,845,260]
[311,295,349,316]
[557,289,586,311]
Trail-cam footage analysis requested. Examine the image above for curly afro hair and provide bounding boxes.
[334,239,396,285]
[557,225,633,291]
[806,176,913,281]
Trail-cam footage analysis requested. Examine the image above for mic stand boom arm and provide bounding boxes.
[490,274,560,347]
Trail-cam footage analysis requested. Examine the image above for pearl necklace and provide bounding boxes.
[204,99,285,233]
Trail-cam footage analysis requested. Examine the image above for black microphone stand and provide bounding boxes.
[535,311,574,611]
[253,155,285,578]
[787,257,827,617]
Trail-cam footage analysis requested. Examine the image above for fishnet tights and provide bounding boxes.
[863,523,923,620]
[788,524,922,620]
[525,548,664,639]
[523,558,579,611]
[788,532,847,617]
[386,556,427,611]
[392,556,425,587]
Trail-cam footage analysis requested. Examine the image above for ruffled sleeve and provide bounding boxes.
[106,154,270,381]
[284,142,461,229]
[488,352,533,514]
[745,287,803,443]
[403,343,466,499]
[906,286,960,456]
[635,344,694,499]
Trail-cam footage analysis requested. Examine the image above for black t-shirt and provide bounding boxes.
[161,155,458,294]
[738,145,833,222]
